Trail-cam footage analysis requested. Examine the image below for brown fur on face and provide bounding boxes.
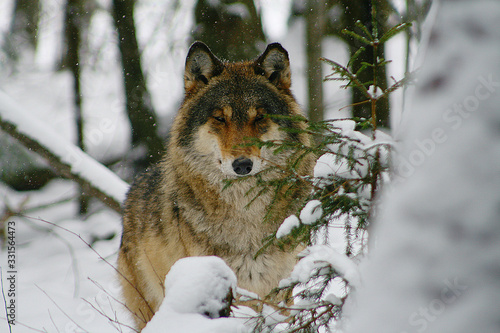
[118,42,314,330]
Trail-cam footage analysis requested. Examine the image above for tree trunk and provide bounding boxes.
[305,0,326,123]
[192,0,266,61]
[63,0,89,214]
[339,0,391,129]
[5,0,40,60]
[112,0,165,169]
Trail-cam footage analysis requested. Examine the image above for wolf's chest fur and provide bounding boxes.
[167,166,273,252]
[167,171,297,295]
[166,175,298,297]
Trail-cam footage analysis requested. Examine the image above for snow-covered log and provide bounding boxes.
[343,1,500,332]
[0,90,129,212]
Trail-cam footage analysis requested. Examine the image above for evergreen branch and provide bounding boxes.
[341,29,372,46]
[321,57,371,99]
[355,62,372,78]
[371,0,379,39]
[354,20,373,40]
[379,22,412,44]
[347,46,366,68]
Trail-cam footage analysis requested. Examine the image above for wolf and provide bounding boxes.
[118,41,314,330]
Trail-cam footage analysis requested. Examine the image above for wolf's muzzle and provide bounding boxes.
[232,157,253,175]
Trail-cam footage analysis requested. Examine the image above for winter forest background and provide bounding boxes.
[1,0,500,332]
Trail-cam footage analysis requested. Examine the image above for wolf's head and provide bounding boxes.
[170,42,309,180]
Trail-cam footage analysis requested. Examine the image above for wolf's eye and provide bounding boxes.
[213,116,226,123]
[254,114,265,123]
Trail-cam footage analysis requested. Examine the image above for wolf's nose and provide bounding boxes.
[232,157,253,175]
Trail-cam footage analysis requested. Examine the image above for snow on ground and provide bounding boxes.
[343,1,500,332]
[0,180,131,332]
[143,256,248,333]
[145,311,247,333]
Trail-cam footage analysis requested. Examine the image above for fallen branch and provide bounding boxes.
[0,91,128,213]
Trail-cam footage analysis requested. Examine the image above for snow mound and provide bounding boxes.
[143,256,248,333]
[163,256,236,317]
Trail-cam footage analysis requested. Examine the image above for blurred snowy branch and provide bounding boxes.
[0,90,128,212]
[343,1,500,332]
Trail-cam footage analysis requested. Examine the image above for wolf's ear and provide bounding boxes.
[254,43,291,90]
[184,42,224,93]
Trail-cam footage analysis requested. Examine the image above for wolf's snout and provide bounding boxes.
[232,157,253,175]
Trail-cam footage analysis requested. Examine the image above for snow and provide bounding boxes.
[313,153,337,179]
[335,160,363,180]
[0,180,128,332]
[314,120,394,185]
[235,287,260,301]
[299,200,323,225]
[144,312,247,333]
[276,214,300,238]
[162,256,236,317]
[367,85,384,99]
[280,245,359,288]
[226,3,250,20]
[260,0,292,40]
[143,256,248,333]
[324,293,343,306]
[343,1,500,332]
[0,0,408,331]
[333,119,356,135]
[0,90,129,205]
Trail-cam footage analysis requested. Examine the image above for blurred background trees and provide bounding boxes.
[0,0,431,212]
[192,0,266,61]
[5,0,40,61]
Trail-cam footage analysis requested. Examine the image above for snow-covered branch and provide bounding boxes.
[0,91,128,213]
[343,1,500,332]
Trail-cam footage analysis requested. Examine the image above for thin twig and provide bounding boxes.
[87,277,143,328]
[82,299,138,333]
[22,215,151,324]
[4,319,48,333]
[143,251,165,297]
[52,232,80,297]
[48,310,61,333]
[36,285,90,333]
[0,269,12,333]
